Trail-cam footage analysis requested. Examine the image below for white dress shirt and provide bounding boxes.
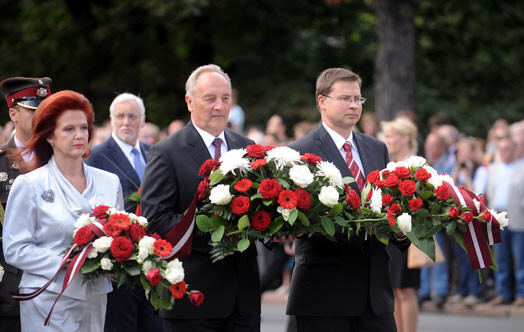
[193,124,228,157]
[111,132,146,170]
[322,122,365,176]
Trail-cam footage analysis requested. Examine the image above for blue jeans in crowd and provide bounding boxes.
[456,242,483,297]
[418,232,449,298]
[494,229,524,301]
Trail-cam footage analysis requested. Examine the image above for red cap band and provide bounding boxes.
[7,87,51,108]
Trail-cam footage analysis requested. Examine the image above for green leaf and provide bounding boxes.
[128,191,141,203]
[210,215,224,228]
[335,216,348,227]
[297,211,310,226]
[288,209,298,225]
[209,169,225,185]
[420,190,433,200]
[407,234,436,261]
[343,176,355,184]
[266,217,284,235]
[329,203,343,217]
[278,178,290,189]
[250,192,263,200]
[211,225,225,242]
[375,231,390,245]
[117,273,127,289]
[140,275,151,292]
[150,291,159,310]
[237,238,250,252]
[159,298,173,310]
[81,259,101,274]
[238,215,250,230]
[196,215,213,232]
[360,184,371,202]
[446,221,457,235]
[263,199,273,206]
[321,216,335,237]
[125,264,141,277]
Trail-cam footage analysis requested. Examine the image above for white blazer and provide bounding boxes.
[2,157,124,300]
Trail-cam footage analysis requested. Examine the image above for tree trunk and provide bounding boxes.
[374,0,418,121]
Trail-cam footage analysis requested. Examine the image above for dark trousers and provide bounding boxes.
[104,286,163,332]
[295,301,396,332]
[162,305,260,332]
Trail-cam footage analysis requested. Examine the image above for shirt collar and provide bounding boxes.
[13,135,25,150]
[322,122,355,150]
[112,132,141,156]
[193,123,228,150]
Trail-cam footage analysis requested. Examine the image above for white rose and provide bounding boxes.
[209,184,232,205]
[139,236,156,254]
[165,259,185,284]
[385,161,398,172]
[107,207,118,215]
[87,248,98,258]
[74,213,93,229]
[369,188,383,213]
[440,174,455,186]
[136,216,148,227]
[289,165,314,188]
[137,247,149,263]
[277,206,293,221]
[405,156,427,168]
[0,265,4,282]
[397,213,412,233]
[142,260,153,274]
[318,186,339,207]
[316,161,344,188]
[100,258,113,271]
[494,211,509,229]
[127,213,138,222]
[93,236,113,253]
[427,174,443,188]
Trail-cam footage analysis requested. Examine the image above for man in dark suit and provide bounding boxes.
[86,93,161,332]
[141,64,260,332]
[286,68,410,332]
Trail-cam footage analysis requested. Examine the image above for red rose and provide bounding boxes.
[231,196,251,215]
[197,178,210,201]
[480,210,492,222]
[367,189,374,202]
[382,194,393,206]
[150,233,161,240]
[234,179,253,193]
[153,239,173,258]
[146,268,162,287]
[300,153,322,165]
[110,236,134,262]
[252,210,271,231]
[251,159,267,170]
[447,207,460,218]
[409,198,423,211]
[246,144,267,158]
[278,190,298,210]
[189,290,204,306]
[295,188,311,210]
[74,226,94,246]
[398,180,417,196]
[109,213,132,231]
[128,223,146,243]
[383,175,399,187]
[259,179,281,200]
[374,180,384,189]
[346,189,361,211]
[390,203,402,215]
[478,195,487,206]
[394,167,411,179]
[435,185,449,200]
[103,221,123,237]
[169,280,187,299]
[198,159,220,177]
[381,170,391,177]
[387,207,396,226]
[367,170,380,184]
[461,212,474,223]
[92,205,110,219]
[414,168,431,181]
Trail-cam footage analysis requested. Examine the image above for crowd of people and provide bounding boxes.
[0,66,522,332]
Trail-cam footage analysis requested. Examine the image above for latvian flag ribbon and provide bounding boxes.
[164,193,198,261]
[444,181,502,270]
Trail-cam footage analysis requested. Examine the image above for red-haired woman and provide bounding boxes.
[2,90,124,331]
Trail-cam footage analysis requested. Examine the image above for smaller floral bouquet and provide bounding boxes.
[70,205,203,310]
[353,156,508,269]
[196,145,353,261]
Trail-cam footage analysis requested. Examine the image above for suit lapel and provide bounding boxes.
[106,137,140,185]
[315,126,351,179]
[353,131,371,176]
[186,122,213,170]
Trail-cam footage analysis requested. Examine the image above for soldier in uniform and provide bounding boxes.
[0,76,52,332]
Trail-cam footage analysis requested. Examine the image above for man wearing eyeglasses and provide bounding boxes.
[87,93,160,332]
[0,76,52,332]
[287,68,409,332]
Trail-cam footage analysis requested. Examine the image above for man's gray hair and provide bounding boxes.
[109,93,146,116]
[185,64,231,97]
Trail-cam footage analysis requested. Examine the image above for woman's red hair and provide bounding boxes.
[21,90,95,171]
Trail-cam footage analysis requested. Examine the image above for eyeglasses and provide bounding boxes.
[323,95,366,105]
[114,113,140,122]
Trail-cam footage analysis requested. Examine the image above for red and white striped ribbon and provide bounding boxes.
[165,193,198,260]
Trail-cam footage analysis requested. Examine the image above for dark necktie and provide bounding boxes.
[343,142,365,191]
[212,137,223,159]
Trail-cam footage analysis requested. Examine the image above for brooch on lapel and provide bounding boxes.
[11,162,20,170]
[41,189,55,203]
[0,172,8,182]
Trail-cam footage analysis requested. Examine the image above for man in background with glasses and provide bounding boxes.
[287,67,410,332]
[0,76,52,332]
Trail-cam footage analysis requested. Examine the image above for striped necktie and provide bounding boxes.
[343,142,365,191]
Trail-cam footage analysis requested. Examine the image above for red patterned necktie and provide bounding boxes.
[212,137,223,159]
[343,142,365,192]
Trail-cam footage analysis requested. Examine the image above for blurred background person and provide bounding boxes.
[245,125,266,145]
[227,88,245,133]
[510,122,524,163]
[292,120,315,140]
[0,121,14,147]
[266,114,289,145]
[3,90,123,331]
[395,110,425,157]
[90,120,112,147]
[139,122,160,146]
[359,112,379,138]
[437,124,461,172]
[380,117,420,332]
